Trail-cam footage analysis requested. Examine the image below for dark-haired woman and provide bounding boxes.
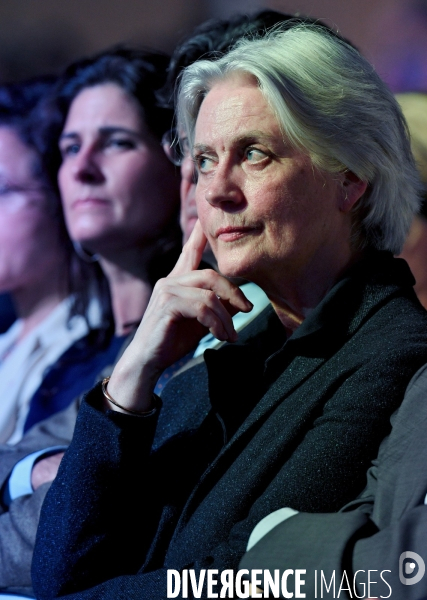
[21,50,180,443]
[52,47,180,341]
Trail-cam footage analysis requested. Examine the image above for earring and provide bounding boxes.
[73,241,100,263]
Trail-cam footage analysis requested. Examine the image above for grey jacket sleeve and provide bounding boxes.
[0,399,79,488]
[240,504,427,599]
[0,482,51,590]
[0,400,79,589]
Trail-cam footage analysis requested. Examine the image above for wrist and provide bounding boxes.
[105,359,161,414]
[102,377,160,416]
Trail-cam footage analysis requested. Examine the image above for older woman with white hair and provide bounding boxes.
[33,24,427,599]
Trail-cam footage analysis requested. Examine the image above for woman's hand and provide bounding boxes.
[31,452,65,490]
[106,220,253,413]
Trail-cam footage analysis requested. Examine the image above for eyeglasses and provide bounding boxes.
[162,128,191,166]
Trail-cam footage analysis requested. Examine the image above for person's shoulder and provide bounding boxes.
[365,291,427,345]
[354,254,427,341]
[390,363,427,429]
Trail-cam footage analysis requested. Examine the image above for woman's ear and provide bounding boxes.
[339,170,368,213]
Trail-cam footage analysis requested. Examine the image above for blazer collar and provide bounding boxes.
[290,251,414,345]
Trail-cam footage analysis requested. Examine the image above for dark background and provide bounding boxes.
[1,0,427,92]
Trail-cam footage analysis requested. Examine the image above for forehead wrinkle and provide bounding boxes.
[197,93,279,135]
[199,90,263,131]
[192,143,211,154]
[235,131,278,144]
[194,81,286,159]
[193,131,279,154]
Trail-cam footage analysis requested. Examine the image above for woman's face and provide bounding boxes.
[58,83,179,254]
[193,73,353,291]
[0,127,64,294]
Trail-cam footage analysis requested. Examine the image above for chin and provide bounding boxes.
[216,257,253,281]
[72,224,113,249]
[212,239,257,274]
[67,216,112,242]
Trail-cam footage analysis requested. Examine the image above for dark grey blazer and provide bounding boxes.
[240,363,427,600]
[32,253,427,599]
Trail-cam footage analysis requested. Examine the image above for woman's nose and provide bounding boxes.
[72,148,104,184]
[204,166,244,210]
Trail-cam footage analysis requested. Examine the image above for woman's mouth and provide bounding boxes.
[215,226,261,242]
[72,197,110,210]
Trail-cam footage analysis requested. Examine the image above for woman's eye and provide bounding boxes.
[106,138,136,150]
[60,143,80,158]
[196,155,216,174]
[246,147,267,163]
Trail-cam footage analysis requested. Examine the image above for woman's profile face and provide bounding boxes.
[193,73,352,289]
[0,127,64,294]
[58,83,179,255]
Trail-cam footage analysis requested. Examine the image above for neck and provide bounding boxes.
[266,247,365,335]
[270,302,305,337]
[12,265,69,342]
[99,251,153,336]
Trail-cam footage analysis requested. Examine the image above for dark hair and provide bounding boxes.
[159,10,345,108]
[39,47,174,185]
[0,76,56,124]
[0,76,57,188]
[37,46,181,333]
[58,47,172,137]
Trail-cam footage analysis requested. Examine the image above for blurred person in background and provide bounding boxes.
[32,24,427,599]
[0,77,110,446]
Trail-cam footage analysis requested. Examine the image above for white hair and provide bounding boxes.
[177,24,421,253]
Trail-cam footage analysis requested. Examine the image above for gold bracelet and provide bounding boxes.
[101,377,159,416]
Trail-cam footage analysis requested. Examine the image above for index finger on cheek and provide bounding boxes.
[170,219,207,276]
